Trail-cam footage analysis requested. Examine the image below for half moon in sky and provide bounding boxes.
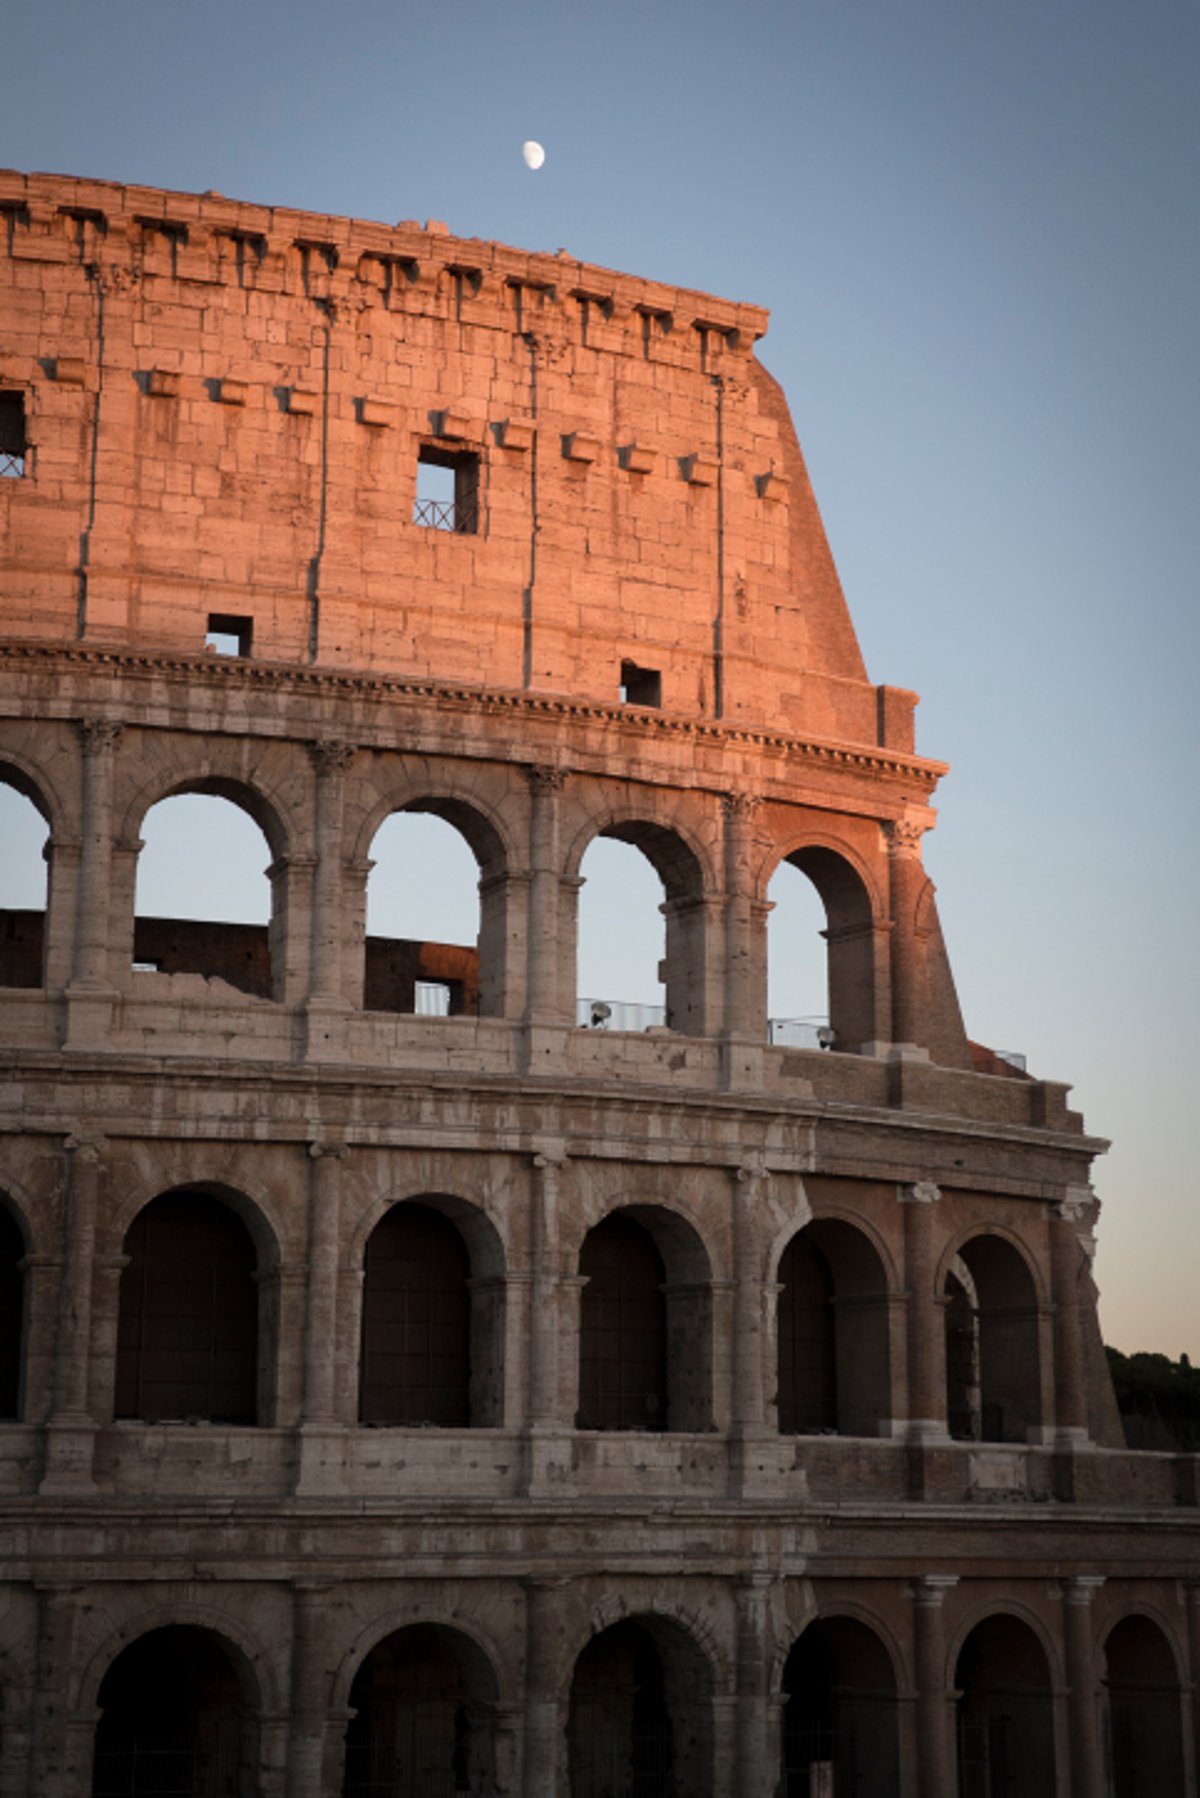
[522,141,546,171]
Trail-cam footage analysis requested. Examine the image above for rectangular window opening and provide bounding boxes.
[620,660,662,708]
[414,445,479,535]
[0,392,27,479]
[204,613,253,657]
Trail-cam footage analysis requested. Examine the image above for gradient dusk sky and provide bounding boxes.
[1,0,1196,1355]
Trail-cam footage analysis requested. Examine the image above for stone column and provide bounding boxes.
[70,719,123,988]
[65,718,123,1048]
[1062,1576,1105,1798]
[40,1134,104,1493]
[295,1142,347,1494]
[1185,1581,1200,1798]
[721,792,761,1040]
[522,1578,567,1798]
[1049,1193,1090,1442]
[523,1150,573,1496]
[731,1158,769,1435]
[286,1581,335,1798]
[911,1575,958,1798]
[885,818,928,1048]
[29,1583,88,1798]
[525,766,566,1020]
[734,1572,772,1794]
[901,1182,947,1441]
[307,741,354,1002]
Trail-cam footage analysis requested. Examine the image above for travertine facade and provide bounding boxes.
[0,170,1196,1797]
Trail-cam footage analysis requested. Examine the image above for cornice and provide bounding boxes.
[0,640,948,790]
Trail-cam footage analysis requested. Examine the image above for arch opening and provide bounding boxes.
[134,790,276,1000]
[0,1198,25,1419]
[343,1623,499,1797]
[577,824,707,1037]
[365,806,503,1018]
[92,1625,259,1798]
[0,775,49,988]
[954,1614,1054,1798]
[359,1199,504,1428]
[116,1189,263,1425]
[944,1235,1041,1444]
[777,1219,891,1437]
[781,1616,899,1797]
[1103,1615,1185,1797]
[568,1616,712,1798]
[769,847,877,1053]
[577,1207,712,1433]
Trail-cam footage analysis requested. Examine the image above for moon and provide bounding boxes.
[522,141,546,171]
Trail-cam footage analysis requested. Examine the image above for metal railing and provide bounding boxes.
[577,997,667,1032]
[0,452,24,479]
[768,1016,832,1049]
[413,494,477,534]
[92,1743,240,1796]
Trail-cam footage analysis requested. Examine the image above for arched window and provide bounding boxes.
[568,1616,712,1798]
[781,1617,899,1797]
[577,1207,713,1434]
[93,1625,258,1798]
[578,1214,667,1431]
[576,824,708,1036]
[955,1615,1054,1798]
[0,775,49,988]
[359,1202,472,1427]
[768,847,877,1052]
[777,1219,891,1437]
[365,809,487,1016]
[1103,1616,1186,1796]
[943,1234,1042,1444]
[0,1201,25,1419]
[116,1190,259,1424]
[135,790,275,999]
[344,1624,499,1797]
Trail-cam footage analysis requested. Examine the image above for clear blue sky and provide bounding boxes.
[3,0,1196,1355]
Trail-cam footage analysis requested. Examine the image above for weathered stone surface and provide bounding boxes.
[0,169,1195,1797]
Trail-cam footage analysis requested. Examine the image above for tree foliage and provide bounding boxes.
[1105,1347,1200,1452]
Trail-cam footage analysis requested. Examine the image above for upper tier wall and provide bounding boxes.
[0,170,912,750]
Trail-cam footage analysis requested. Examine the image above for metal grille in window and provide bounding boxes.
[414,447,479,534]
[0,392,26,479]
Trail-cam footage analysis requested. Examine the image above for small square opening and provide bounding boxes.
[204,613,253,657]
[414,445,479,534]
[620,660,662,708]
[0,392,27,479]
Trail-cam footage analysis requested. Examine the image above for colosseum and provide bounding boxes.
[0,168,1196,1797]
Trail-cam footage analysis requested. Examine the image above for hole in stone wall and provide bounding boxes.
[414,445,479,534]
[0,390,27,478]
[619,660,662,707]
[204,613,253,657]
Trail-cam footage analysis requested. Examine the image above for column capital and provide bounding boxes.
[76,717,125,754]
[901,1180,941,1205]
[911,1574,959,1605]
[735,1153,771,1186]
[1063,1575,1106,1606]
[884,817,928,860]
[308,1139,349,1160]
[308,738,356,774]
[721,790,762,822]
[526,763,568,793]
[63,1131,107,1162]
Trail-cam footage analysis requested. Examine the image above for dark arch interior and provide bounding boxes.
[578,1213,668,1432]
[344,1623,498,1798]
[0,1201,24,1418]
[955,1614,1053,1798]
[1104,1615,1185,1798]
[777,1219,891,1437]
[946,1235,1041,1444]
[360,1202,472,1427]
[116,1190,259,1424]
[93,1624,256,1798]
[568,1617,712,1798]
[782,1616,898,1797]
